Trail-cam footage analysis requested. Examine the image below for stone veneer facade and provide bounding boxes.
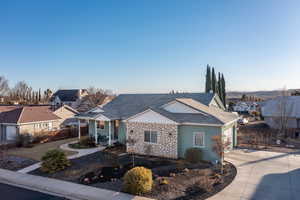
[126,122,178,159]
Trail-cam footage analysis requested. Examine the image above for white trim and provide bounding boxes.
[75,113,111,121]
[125,109,178,125]
[193,132,205,148]
[108,121,112,146]
[223,119,238,127]
[17,107,25,124]
[162,100,201,113]
[181,122,222,127]
[209,94,225,110]
[95,114,111,121]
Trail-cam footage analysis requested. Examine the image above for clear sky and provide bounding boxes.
[1,0,300,94]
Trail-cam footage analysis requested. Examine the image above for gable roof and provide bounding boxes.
[77,93,238,126]
[262,96,300,118]
[0,105,61,124]
[51,89,81,102]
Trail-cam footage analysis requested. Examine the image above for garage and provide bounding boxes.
[6,126,17,141]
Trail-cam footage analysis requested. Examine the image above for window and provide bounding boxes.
[194,132,205,147]
[97,121,105,129]
[144,131,158,144]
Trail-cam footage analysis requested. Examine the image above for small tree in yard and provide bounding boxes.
[212,135,231,174]
[126,137,138,167]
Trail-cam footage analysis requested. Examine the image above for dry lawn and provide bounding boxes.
[6,138,78,161]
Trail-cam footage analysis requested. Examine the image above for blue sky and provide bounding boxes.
[0,0,300,93]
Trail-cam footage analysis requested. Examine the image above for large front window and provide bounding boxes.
[144,131,158,144]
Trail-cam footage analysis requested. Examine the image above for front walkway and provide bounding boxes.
[18,141,105,173]
[209,149,300,200]
[0,168,151,200]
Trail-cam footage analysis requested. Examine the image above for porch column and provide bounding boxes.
[94,120,98,144]
[108,120,112,146]
[78,119,81,140]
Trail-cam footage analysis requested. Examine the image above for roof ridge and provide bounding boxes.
[16,107,25,124]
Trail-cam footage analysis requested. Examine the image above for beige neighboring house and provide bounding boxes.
[0,105,78,142]
[53,105,79,127]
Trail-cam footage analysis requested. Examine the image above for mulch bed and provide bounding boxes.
[30,150,237,200]
[145,162,236,200]
[0,155,37,171]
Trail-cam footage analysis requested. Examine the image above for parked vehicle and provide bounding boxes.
[238,118,249,125]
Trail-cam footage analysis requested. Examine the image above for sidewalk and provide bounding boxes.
[18,141,105,173]
[0,169,152,200]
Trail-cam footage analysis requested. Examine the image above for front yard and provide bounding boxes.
[30,144,236,200]
[6,138,77,161]
[0,138,78,171]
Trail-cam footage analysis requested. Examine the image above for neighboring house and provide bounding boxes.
[0,105,78,142]
[50,89,88,109]
[76,93,238,162]
[53,105,79,127]
[233,102,259,113]
[262,96,300,130]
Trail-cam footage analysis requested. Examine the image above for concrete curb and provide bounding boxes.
[0,169,152,200]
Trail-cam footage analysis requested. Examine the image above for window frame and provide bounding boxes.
[193,132,205,148]
[144,130,158,144]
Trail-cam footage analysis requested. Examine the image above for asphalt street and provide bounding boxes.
[0,183,68,200]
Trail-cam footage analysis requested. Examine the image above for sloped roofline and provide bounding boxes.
[124,108,178,124]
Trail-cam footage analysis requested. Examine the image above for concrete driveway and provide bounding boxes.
[209,149,300,200]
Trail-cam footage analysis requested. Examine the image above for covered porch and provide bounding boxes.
[76,114,122,146]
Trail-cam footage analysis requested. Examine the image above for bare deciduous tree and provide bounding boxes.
[126,136,138,167]
[212,135,231,174]
[277,87,291,138]
[78,87,114,111]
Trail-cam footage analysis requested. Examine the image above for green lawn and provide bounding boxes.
[6,138,78,161]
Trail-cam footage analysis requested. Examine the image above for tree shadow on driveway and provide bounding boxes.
[248,168,300,200]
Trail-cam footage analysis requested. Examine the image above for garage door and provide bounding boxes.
[223,128,233,151]
[6,126,17,140]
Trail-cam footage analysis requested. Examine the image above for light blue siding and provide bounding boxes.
[178,125,222,162]
[118,122,127,143]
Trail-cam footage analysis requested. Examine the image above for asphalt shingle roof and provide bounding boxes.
[78,93,238,125]
[51,89,80,102]
[0,105,61,124]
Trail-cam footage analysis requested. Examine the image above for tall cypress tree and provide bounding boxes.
[218,72,223,102]
[38,88,41,102]
[211,67,217,93]
[205,65,212,93]
[221,74,226,106]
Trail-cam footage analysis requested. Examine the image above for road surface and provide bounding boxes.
[0,182,68,200]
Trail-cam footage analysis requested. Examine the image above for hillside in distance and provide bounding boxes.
[227,89,299,99]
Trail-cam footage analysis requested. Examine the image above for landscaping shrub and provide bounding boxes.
[123,166,153,195]
[15,134,33,148]
[41,149,70,173]
[185,148,203,164]
[79,137,96,147]
[69,137,96,149]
